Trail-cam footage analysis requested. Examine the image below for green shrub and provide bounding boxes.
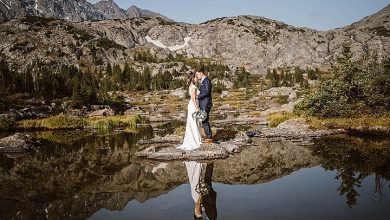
[233,67,252,89]
[294,44,390,118]
[96,38,126,50]
[275,95,289,105]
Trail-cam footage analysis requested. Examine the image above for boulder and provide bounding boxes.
[137,144,230,161]
[124,107,148,116]
[220,91,232,98]
[170,88,186,99]
[0,133,39,153]
[87,109,115,118]
[259,87,297,100]
[136,132,252,161]
[247,118,346,146]
[260,98,303,115]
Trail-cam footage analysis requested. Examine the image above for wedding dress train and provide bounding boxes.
[177,84,202,151]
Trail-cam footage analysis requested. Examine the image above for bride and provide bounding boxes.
[177,71,202,151]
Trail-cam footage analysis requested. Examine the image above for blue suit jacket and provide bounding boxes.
[198,77,213,110]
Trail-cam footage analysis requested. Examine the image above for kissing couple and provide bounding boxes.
[177,68,213,151]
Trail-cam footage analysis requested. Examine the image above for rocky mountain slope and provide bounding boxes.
[0,3,389,74]
[0,0,170,22]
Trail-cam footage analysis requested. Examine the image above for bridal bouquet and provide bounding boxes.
[192,110,207,122]
[195,180,211,196]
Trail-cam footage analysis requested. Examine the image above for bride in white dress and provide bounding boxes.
[177,72,202,151]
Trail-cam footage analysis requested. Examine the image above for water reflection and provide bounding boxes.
[0,128,389,219]
[312,134,390,208]
[184,161,217,220]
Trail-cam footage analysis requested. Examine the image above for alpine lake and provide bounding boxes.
[0,120,389,220]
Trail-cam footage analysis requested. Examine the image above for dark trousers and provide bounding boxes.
[201,107,212,138]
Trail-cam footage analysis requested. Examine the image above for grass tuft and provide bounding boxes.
[266,112,295,127]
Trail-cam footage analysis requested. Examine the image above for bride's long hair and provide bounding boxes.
[187,71,196,87]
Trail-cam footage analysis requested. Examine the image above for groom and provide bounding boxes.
[195,68,213,144]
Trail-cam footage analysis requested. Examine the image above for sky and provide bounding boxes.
[88,0,390,31]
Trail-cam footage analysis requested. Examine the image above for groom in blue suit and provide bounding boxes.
[195,68,213,143]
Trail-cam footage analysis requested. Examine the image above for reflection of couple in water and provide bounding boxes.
[184,161,217,220]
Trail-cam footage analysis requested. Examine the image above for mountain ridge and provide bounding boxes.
[0,3,389,74]
[0,0,171,22]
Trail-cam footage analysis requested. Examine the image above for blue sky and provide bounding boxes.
[88,0,389,31]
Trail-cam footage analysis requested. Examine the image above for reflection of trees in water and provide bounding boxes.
[0,128,165,220]
[313,134,390,207]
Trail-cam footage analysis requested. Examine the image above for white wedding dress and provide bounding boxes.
[184,161,202,202]
[177,84,202,151]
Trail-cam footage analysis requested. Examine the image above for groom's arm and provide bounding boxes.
[198,78,212,100]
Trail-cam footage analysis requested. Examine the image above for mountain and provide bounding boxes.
[0,0,171,22]
[92,0,172,21]
[0,0,105,21]
[126,5,171,21]
[0,3,389,74]
[93,0,128,20]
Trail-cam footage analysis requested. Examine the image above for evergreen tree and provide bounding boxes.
[106,63,113,76]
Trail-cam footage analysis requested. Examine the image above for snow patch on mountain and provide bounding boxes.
[145,36,191,51]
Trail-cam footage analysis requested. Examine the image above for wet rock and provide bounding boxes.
[213,117,268,127]
[0,133,39,153]
[248,119,346,146]
[219,142,240,153]
[136,133,251,161]
[137,144,230,161]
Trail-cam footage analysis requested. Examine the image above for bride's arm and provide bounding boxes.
[191,87,200,111]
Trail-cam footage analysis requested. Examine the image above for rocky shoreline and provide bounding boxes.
[247,118,346,146]
[135,118,346,161]
[0,115,385,160]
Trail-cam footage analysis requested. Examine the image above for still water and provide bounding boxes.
[0,123,389,220]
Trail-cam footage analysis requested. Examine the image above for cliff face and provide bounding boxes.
[0,0,105,21]
[0,3,389,74]
[0,0,170,22]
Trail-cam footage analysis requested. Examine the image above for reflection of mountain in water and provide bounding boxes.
[0,132,389,219]
[214,139,319,184]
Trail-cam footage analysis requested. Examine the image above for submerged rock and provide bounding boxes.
[0,133,39,153]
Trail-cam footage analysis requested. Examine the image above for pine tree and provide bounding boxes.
[106,63,112,76]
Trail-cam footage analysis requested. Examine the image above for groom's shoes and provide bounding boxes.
[202,138,214,144]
